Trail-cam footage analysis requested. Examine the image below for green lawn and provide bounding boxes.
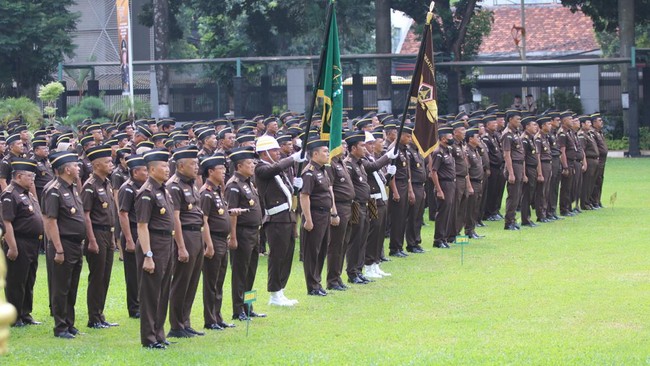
[4,158,650,365]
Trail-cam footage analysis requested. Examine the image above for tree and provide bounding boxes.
[0,1,78,98]
[560,0,650,33]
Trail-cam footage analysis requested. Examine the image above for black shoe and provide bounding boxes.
[167,329,194,338]
[486,215,499,221]
[348,276,367,285]
[553,214,563,220]
[504,224,519,231]
[537,218,549,223]
[232,313,249,321]
[143,342,166,349]
[476,221,487,227]
[130,312,141,319]
[434,242,448,249]
[521,221,538,227]
[388,251,407,258]
[102,321,119,327]
[308,289,327,296]
[217,321,236,328]
[380,256,391,262]
[21,316,41,325]
[204,323,224,330]
[12,319,25,327]
[185,327,205,336]
[338,283,350,290]
[68,327,81,336]
[249,311,267,318]
[495,213,504,219]
[318,288,328,296]
[161,339,176,346]
[357,274,373,283]
[327,285,347,291]
[573,208,582,214]
[87,322,108,329]
[406,246,424,254]
[468,233,483,239]
[560,212,574,217]
[54,331,75,339]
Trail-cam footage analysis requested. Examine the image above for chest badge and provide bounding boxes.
[402,161,406,167]
[249,199,255,207]
[160,207,166,215]
[70,207,77,214]
[102,202,108,209]
[218,208,225,215]
[28,205,33,212]
[188,203,193,210]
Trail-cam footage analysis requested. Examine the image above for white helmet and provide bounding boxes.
[255,135,280,152]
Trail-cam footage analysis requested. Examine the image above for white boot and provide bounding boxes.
[279,289,298,305]
[268,291,292,306]
[374,263,391,277]
[364,264,383,279]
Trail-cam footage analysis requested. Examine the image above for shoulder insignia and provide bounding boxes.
[230,187,240,193]
[125,188,133,193]
[171,186,181,191]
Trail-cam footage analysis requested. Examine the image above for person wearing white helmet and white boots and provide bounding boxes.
[254,135,306,306]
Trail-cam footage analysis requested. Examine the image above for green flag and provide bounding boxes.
[318,4,343,159]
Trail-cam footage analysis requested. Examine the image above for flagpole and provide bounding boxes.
[393,1,434,155]
[300,1,335,159]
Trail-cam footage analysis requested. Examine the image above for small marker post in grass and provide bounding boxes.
[244,290,257,336]
[456,235,469,265]
[610,192,617,211]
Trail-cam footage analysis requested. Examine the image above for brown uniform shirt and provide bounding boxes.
[467,145,484,181]
[225,172,262,227]
[501,129,525,162]
[254,157,296,223]
[200,180,231,234]
[135,177,174,233]
[81,173,115,226]
[451,140,469,177]
[1,183,43,237]
[393,145,410,182]
[79,155,93,185]
[0,151,25,184]
[482,131,503,167]
[594,130,608,157]
[538,133,553,162]
[522,132,539,167]
[300,161,332,210]
[167,173,203,226]
[42,177,86,238]
[580,130,600,159]
[326,156,354,202]
[431,145,456,180]
[557,127,578,161]
[34,156,55,195]
[408,145,426,183]
[118,179,142,225]
[111,165,129,192]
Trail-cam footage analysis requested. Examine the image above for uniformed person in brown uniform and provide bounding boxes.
[2,158,43,327]
[42,151,86,339]
[535,116,554,222]
[226,147,267,319]
[429,126,456,248]
[571,116,587,213]
[404,140,426,253]
[199,153,235,330]
[118,155,148,319]
[520,117,542,227]
[464,127,485,238]
[558,111,578,216]
[300,139,338,296]
[547,112,563,220]
[80,145,118,329]
[501,110,524,230]
[590,113,608,208]
[77,135,97,187]
[325,144,355,289]
[166,146,206,338]
[387,125,414,257]
[579,116,599,210]
[0,133,27,192]
[255,136,304,305]
[32,138,54,203]
[344,133,394,281]
[135,148,174,349]
[450,120,472,237]
[482,114,505,221]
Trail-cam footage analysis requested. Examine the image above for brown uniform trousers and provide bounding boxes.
[405,182,426,248]
[366,200,387,265]
[454,177,468,235]
[203,234,228,325]
[465,180,483,235]
[4,235,40,321]
[521,165,538,224]
[435,179,456,244]
[230,225,259,315]
[121,225,139,317]
[301,210,330,292]
[85,229,115,323]
[137,232,174,345]
[169,229,204,330]
[387,179,410,253]
[581,158,599,209]
[504,163,524,226]
[536,161,553,220]
[49,237,84,334]
[265,222,295,292]
[326,202,351,288]
[346,203,369,279]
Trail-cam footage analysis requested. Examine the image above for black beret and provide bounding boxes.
[229,146,256,162]
[143,148,170,163]
[126,154,146,170]
[86,144,113,161]
[10,158,37,173]
[50,151,79,169]
[200,153,226,170]
[172,145,199,160]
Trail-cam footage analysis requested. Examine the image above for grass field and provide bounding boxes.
[3,158,650,365]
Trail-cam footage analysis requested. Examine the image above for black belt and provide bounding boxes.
[587,156,599,159]
[511,160,524,164]
[455,175,467,178]
[526,164,538,168]
[572,159,582,162]
[335,200,352,204]
[541,160,552,163]
[149,228,173,236]
[354,201,368,206]
[14,232,43,240]
[439,178,455,182]
[470,178,483,183]
[490,163,503,169]
[394,178,409,182]
[210,231,228,239]
[92,224,114,232]
[411,181,425,185]
[311,206,330,212]
[181,224,203,232]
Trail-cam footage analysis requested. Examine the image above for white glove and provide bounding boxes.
[294,139,302,148]
[386,165,397,175]
[385,148,398,160]
[293,177,303,190]
[291,151,307,163]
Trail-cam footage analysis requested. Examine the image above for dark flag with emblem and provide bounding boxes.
[410,3,439,157]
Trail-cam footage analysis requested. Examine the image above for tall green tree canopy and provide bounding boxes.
[0,0,79,98]
[561,0,650,32]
